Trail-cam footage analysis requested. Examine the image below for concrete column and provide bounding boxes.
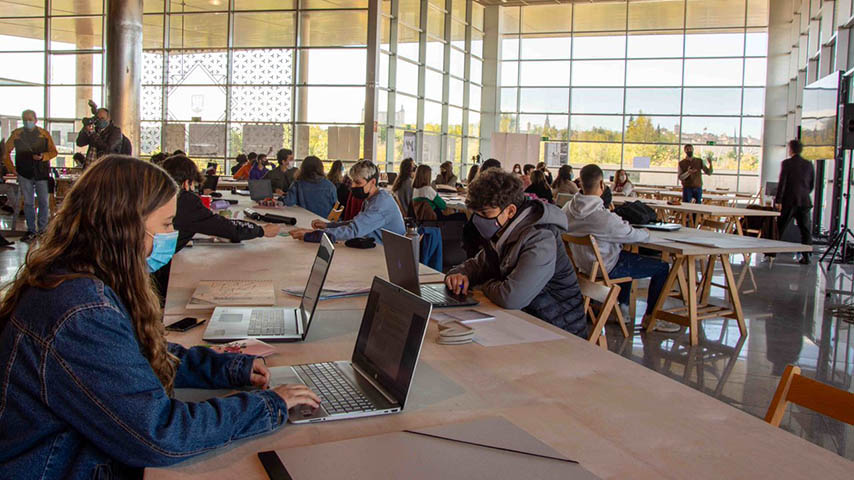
[363,0,381,162]
[106,0,143,155]
[760,0,794,191]
[479,5,500,160]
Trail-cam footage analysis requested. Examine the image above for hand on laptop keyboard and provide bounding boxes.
[272,384,321,410]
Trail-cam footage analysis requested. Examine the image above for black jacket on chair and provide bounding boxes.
[775,154,814,208]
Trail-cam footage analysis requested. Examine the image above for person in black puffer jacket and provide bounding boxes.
[152,155,280,300]
[445,170,586,338]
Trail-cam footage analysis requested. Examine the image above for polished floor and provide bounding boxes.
[1,214,852,461]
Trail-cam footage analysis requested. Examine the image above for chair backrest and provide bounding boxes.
[699,218,731,234]
[327,202,343,221]
[765,364,854,427]
[578,276,620,348]
[561,233,610,282]
[555,193,573,207]
[392,192,407,217]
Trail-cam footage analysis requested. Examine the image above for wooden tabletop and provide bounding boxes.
[640,228,811,256]
[612,196,778,217]
[149,204,850,479]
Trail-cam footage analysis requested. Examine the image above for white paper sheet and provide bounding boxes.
[472,310,566,347]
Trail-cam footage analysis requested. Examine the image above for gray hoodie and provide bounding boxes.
[449,200,587,337]
[562,194,649,274]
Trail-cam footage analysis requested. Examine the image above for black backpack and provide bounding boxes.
[614,200,658,225]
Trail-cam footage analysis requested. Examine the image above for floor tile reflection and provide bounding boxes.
[606,253,854,460]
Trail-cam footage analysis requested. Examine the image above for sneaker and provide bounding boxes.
[653,320,681,333]
[20,232,37,243]
[798,255,811,265]
[0,237,14,248]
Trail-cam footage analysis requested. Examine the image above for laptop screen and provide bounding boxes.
[249,179,273,201]
[381,229,421,295]
[298,233,335,334]
[352,277,431,407]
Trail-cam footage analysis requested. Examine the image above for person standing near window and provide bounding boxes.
[774,139,814,264]
[677,144,712,204]
[2,109,57,242]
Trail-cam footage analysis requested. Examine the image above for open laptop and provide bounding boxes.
[201,174,219,192]
[381,229,478,308]
[280,276,432,424]
[202,234,334,342]
[248,179,273,202]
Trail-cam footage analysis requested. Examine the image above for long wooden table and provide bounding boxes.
[147,203,851,479]
[612,195,777,233]
[637,229,810,345]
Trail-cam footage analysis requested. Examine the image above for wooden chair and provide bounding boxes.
[392,192,407,217]
[578,277,621,349]
[764,364,854,427]
[327,202,343,222]
[561,233,631,338]
[555,193,573,207]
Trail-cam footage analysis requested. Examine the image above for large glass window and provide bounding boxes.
[499,0,769,190]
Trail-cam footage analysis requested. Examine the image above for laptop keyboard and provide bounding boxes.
[247,310,286,336]
[420,286,457,305]
[294,363,376,415]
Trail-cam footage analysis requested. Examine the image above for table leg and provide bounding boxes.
[644,256,684,331]
[686,255,699,345]
[699,254,716,304]
[720,254,747,337]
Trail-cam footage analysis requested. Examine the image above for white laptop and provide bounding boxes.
[202,234,334,342]
[276,276,432,424]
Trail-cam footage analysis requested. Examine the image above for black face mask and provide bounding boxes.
[350,186,368,199]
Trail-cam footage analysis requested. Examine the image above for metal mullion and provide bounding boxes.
[736,0,750,191]
[677,0,687,158]
[44,0,50,122]
[387,0,399,171]
[222,0,234,169]
[461,0,472,170]
[292,0,301,155]
[439,0,451,165]
[160,8,169,153]
[619,0,628,170]
[415,0,428,161]
[567,3,573,158]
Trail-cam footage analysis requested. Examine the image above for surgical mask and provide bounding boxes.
[472,207,508,240]
[96,119,108,129]
[145,230,178,273]
[23,121,35,131]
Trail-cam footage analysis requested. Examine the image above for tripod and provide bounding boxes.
[822,156,854,264]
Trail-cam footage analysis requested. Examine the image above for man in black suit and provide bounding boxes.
[774,139,814,264]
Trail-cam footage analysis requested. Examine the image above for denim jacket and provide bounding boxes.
[0,275,289,479]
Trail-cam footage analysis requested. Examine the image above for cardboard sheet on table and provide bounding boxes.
[274,416,600,480]
[471,310,566,347]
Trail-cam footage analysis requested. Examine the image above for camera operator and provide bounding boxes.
[76,105,122,163]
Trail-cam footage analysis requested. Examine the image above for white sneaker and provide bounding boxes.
[653,320,681,333]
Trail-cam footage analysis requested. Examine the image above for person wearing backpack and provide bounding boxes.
[562,164,678,333]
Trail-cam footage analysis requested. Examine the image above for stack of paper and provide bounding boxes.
[282,283,371,300]
[186,280,275,309]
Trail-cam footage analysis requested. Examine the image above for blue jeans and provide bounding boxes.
[18,176,49,234]
[609,251,670,315]
[682,187,703,204]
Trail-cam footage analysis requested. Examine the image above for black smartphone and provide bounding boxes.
[165,317,205,332]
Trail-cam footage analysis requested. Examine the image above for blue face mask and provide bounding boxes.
[146,230,178,273]
[96,119,108,130]
[23,121,35,131]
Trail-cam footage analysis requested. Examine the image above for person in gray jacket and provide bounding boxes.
[563,164,678,333]
[445,169,587,338]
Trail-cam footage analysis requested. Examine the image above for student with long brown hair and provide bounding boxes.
[0,155,318,478]
[391,157,416,209]
[412,164,447,214]
[279,155,338,217]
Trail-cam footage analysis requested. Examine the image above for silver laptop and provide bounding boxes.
[248,179,273,202]
[202,234,334,342]
[280,276,432,424]
[381,229,478,308]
